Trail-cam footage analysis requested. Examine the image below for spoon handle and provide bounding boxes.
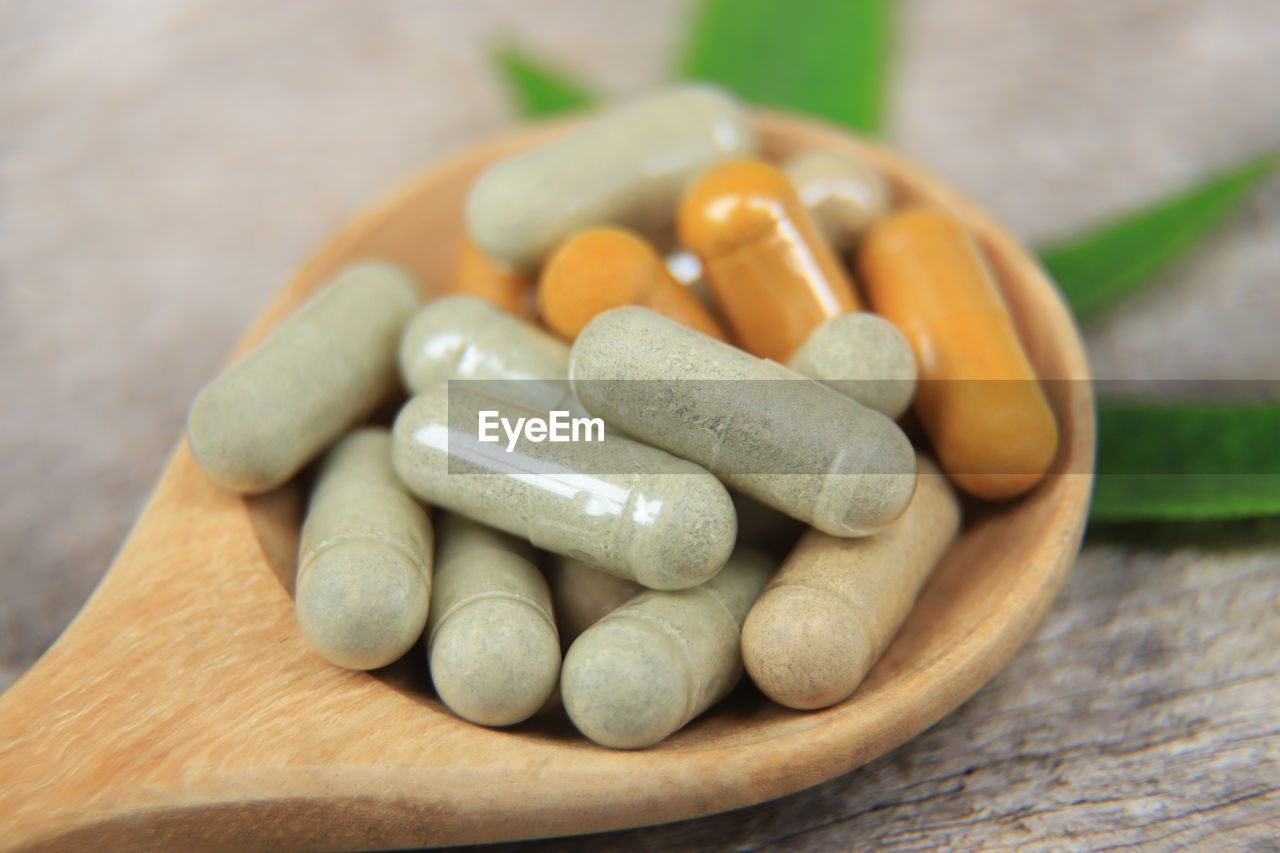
[0,445,318,851]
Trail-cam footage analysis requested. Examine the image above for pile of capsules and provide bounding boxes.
[187,86,1058,749]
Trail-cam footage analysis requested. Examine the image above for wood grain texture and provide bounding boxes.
[0,116,1092,851]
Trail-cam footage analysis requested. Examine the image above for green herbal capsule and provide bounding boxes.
[295,428,434,670]
[426,514,560,727]
[560,547,774,749]
[466,86,756,270]
[786,311,918,419]
[569,306,917,537]
[399,295,581,415]
[188,262,419,493]
[391,384,736,590]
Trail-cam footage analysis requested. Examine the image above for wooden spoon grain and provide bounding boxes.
[0,114,1095,852]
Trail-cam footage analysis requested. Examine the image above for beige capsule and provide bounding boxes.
[784,149,890,251]
[786,311,918,419]
[399,295,580,417]
[560,547,774,749]
[465,86,756,270]
[188,262,420,493]
[741,456,960,710]
[569,306,917,537]
[426,513,560,727]
[549,556,643,647]
[391,384,737,590]
[295,428,434,670]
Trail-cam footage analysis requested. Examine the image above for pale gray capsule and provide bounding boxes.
[466,86,756,269]
[784,149,890,251]
[188,262,420,493]
[786,312,918,419]
[549,556,643,647]
[398,295,583,416]
[391,384,736,590]
[295,428,434,670]
[400,295,568,385]
[427,514,560,727]
[560,547,774,749]
[570,307,917,537]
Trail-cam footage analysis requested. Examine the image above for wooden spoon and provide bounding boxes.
[0,114,1094,852]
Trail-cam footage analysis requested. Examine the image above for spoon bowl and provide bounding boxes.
[0,113,1094,852]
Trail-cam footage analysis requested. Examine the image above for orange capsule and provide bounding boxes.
[676,159,862,362]
[450,236,534,318]
[858,208,1058,500]
[538,227,728,341]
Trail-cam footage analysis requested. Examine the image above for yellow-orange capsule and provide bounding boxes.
[858,208,1058,500]
[450,236,533,319]
[677,159,862,362]
[538,227,728,341]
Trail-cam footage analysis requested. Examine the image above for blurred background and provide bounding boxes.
[2,0,1279,820]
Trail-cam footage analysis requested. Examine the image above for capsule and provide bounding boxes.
[466,86,756,270]
[188,262,419,493]
[450,236,534,318]
[570,307,917,537]
[676,159,861,362]
[858,208,1058,499]
[426,513,560,727]
[295,428,434,670]
[741,457,960,709]
[399,295,581,416]
[561,547,774,749]
[786,311,918,419]
[391,384,737,589]
[538,227,728,342]
[549,555,643,647]
[784,149,890,251]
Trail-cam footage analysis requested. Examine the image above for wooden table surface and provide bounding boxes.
[3,1,1278,849]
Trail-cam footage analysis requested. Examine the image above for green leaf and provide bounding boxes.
[1091,401,1280,522]
[1087,516,1280,550]
[492,44,597,118]
[1039,152,1277,320]
[679,0,892,135]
